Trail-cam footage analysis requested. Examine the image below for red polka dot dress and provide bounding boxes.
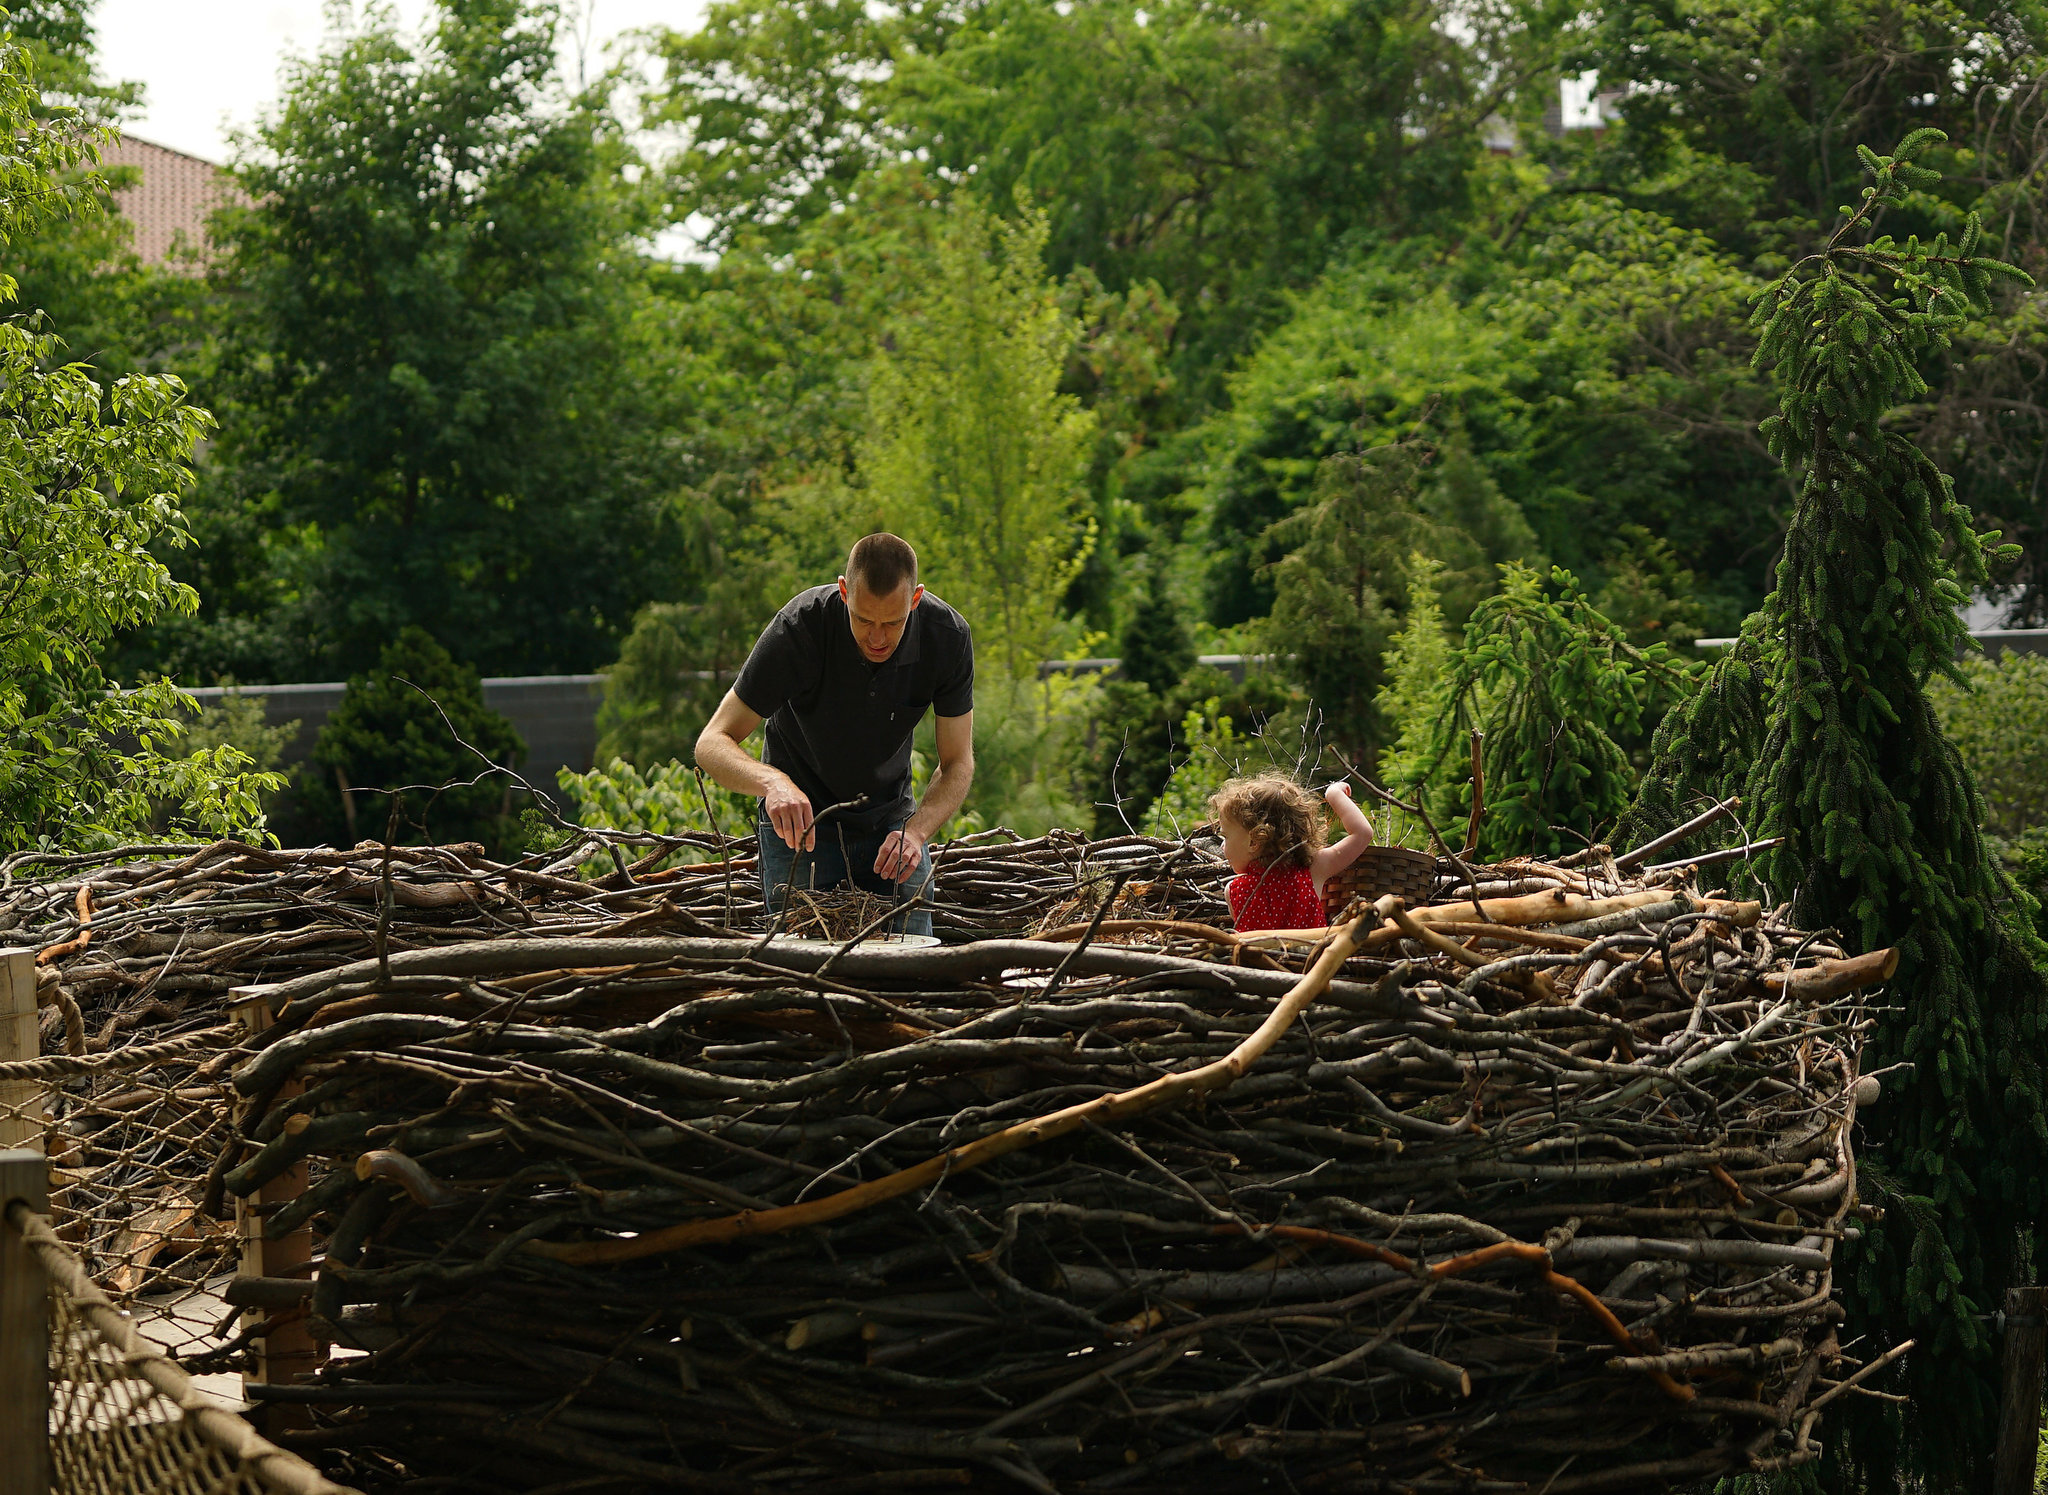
[1228,862,1325,933]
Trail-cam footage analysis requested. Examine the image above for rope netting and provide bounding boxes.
[8,1202,352,1495]
[0,1043,242,1373]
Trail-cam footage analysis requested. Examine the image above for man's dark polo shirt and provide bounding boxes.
[734,585,974,833]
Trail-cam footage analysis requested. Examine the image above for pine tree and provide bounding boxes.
[1121,564,1196,697]
[1629,132,2048,1483]
[1261,433,1434,765]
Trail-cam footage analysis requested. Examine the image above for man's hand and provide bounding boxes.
[765,776,816,851]
[874,826,927,884]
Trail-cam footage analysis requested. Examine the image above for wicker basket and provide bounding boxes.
[1323,845,1436,921]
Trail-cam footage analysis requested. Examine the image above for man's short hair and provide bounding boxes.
[846,533,919,597]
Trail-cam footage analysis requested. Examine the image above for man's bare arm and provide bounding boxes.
[695,688,816,849]
[877,711,975,880]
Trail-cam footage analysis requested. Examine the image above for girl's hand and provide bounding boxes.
[1323,781,1353,806]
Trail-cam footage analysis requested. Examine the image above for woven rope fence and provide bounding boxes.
[0,1038,245,1370]
[5,1200,353,1495]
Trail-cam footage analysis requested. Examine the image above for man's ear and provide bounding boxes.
[910,585,925,609]
[837,576,850,603]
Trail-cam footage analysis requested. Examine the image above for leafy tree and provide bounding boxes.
[0,41,278,853]
[862,200,1095,680]
[1628,133,2048,1483]
[1927,651,2048,841]
[0,2,207,385]
[557,756,752,859]
[1573,0,2048,619]
[179,689,299,777]
[892,0,1569,391]
[1141,701,1245,838]
[594,602,741,769]
[928,671,1091,838]
[1195,200,1774,630]
[195,0,684,678]
[1591,525,1715,648]
[645,0,916,253]
[299,627,525,851]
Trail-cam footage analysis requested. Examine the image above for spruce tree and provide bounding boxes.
[1629,132,2048,1483]
[1121,564,1196,697]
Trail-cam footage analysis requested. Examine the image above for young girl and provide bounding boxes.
[1210,772,1375,933]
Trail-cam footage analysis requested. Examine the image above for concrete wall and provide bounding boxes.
[187,675,606,793]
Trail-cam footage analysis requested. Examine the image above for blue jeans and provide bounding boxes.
[756,813,935,938]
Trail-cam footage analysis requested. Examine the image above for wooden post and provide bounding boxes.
[0,1148,50,1495]
[1995,1284,2048,1495]
[231,984,318,1427]
[0,949,40,1152]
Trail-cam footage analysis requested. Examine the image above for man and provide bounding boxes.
[695,533,974,937]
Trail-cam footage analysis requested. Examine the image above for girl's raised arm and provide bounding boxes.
[1310,782,1375,892]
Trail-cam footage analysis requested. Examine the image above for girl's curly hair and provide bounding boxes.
[1208,772,1326,871]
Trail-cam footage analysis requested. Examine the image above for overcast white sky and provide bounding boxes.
[93,0,707,163]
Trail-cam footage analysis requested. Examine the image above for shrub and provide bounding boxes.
[300,628,525,851]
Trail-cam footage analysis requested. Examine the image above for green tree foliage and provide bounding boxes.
[650,0,1570,392]
[0,1,192,383]
[862,201,1095,680]
[1398,566,1694,860]
[1119,563,1195,697]
[1261,432,1437,765]
[646,0,913,253]
[299,627,525,851]
[0,41,279,853]
[1067,667,1299,837]
[183,0,684,679]
[557,756,752,855]
[893,0,1567,388]
[1140,702,1244,839]
[1591,525,1717,648]
[1194,200,1771,629]
[179,690,298,777]
[1573,1,2048,619]
[1374,554,1453,791]
[931,671,1089,837]
[593,602,739,769]
[1927,651,2048,841]
[1628,134,2047,1482]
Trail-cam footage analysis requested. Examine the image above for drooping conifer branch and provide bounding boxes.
[1628,129,2048,1482]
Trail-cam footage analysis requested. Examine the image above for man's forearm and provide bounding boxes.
[907,756,974,839]
[695,729,786,799]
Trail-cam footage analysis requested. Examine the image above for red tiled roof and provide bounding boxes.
[99,133,242,267]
